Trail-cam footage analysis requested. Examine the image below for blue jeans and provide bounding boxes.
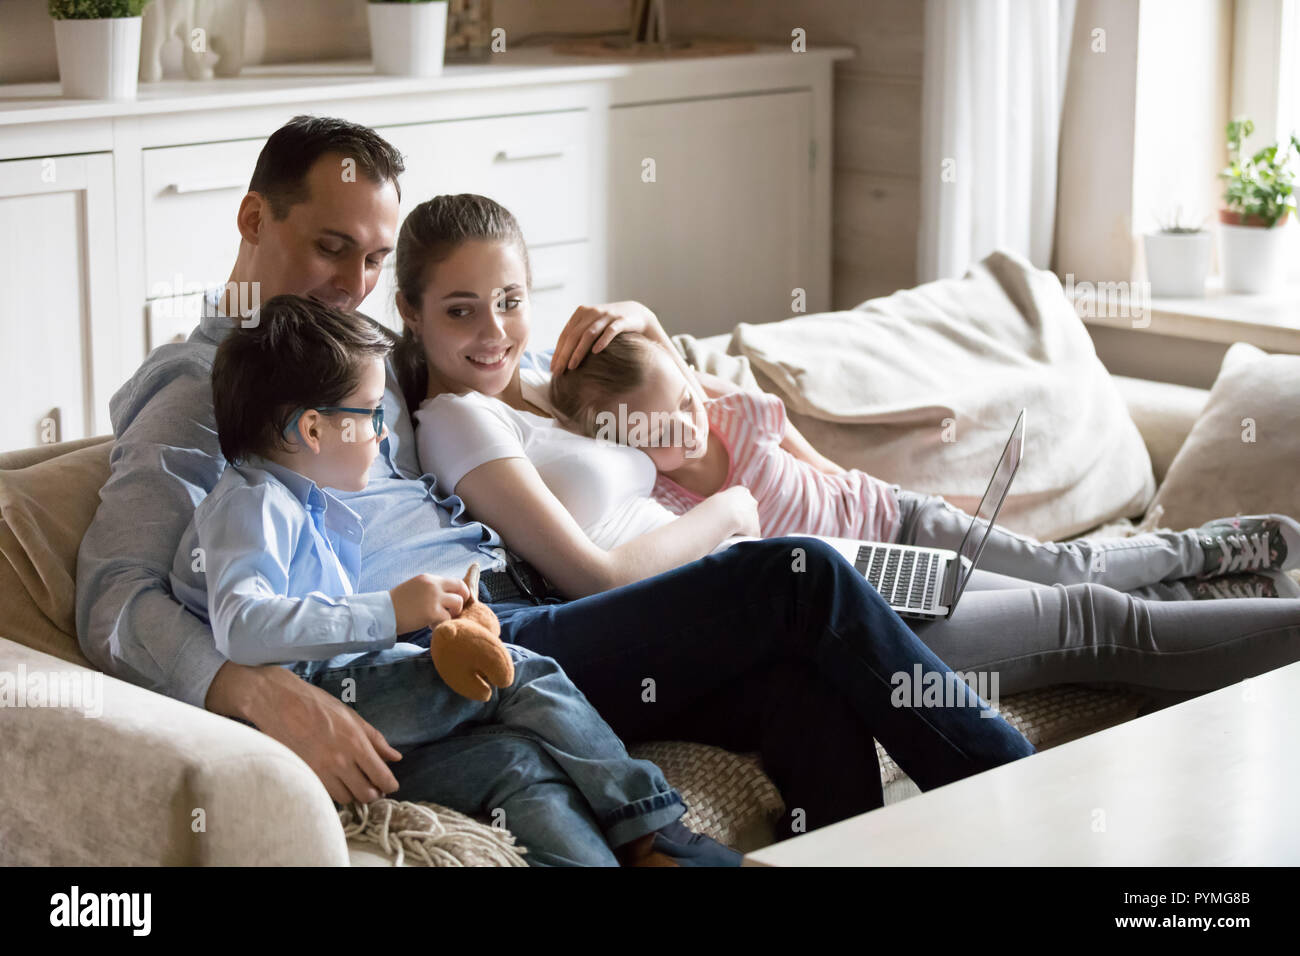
[308,639,685,867]
[495,537,1036,837]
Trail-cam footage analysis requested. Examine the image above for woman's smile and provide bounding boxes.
[467,344,513,371]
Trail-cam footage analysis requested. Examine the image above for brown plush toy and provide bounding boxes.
[431,562,515,702]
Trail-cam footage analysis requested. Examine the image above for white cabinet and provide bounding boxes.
[608,91,814,337]
[0,47,845,451]
[0,153,117,450]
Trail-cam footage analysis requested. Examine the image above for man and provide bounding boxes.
[77,116,1033,854]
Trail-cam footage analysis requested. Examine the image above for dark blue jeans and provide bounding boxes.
[496,536,1036,837]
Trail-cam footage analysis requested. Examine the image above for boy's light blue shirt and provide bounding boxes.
[76,289,555,708]
[169,455,398,678]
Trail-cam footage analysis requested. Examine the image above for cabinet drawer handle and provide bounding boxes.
[165,179,247,195]
[531,275,568,293]
[494,149,566,163]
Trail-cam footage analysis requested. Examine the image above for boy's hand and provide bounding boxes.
[389,574,472,634]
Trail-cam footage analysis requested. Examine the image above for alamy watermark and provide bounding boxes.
[0,663,103,718]
[592,404,704,458]
[1064,273,1151,328]
[890,664,1001,717]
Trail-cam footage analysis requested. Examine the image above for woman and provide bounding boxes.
[392,193,1300,703]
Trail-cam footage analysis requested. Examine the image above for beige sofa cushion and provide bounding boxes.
[0,438,112,667]
[1145,343,1300,529]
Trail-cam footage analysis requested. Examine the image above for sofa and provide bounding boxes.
[0,369,1219,866]
[8,248,1300,864]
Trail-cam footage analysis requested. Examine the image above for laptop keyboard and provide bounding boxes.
[855,544,938,611]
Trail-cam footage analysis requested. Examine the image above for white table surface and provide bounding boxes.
[747,661,1300,866]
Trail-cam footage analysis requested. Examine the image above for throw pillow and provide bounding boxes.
[0,439,112,666]
[1144,343,1300,529]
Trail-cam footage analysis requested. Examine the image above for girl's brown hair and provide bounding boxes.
[549,331,662,437]
[391,194,532,414]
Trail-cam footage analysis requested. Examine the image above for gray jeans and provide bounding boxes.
[890,488,1300,697]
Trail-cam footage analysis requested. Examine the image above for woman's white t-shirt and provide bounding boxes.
[412,367,678,549]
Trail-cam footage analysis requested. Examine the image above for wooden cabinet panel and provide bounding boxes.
[0,153,116,450]
[608,91,813,337]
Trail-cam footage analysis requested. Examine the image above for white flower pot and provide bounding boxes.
[1142,231,1212,298]
[53,17,142,101]
[368,1,448,77]
[1218,213,1290,294]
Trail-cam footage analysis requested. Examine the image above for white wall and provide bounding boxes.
[1055,0,1236,388]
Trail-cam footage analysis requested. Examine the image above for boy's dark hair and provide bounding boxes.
[549,332,660,438]
[212,294,392,464]
[248,115,406,220]
[391,194,533,414]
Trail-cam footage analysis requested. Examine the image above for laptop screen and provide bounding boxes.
[949,410,1026,609]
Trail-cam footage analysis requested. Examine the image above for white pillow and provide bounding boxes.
[1145,342,1300,530]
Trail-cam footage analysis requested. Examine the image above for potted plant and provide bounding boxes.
[1142,208,1211,298]
[1217,117,1299,294]
[368,0,449,77]
[49,0,149,101]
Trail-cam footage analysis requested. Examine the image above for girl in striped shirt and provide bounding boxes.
[549,331,902,544]
[549,330,1300,595]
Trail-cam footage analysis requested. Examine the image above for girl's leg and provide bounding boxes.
[892,488,1298,591]
[907,580,1300,696]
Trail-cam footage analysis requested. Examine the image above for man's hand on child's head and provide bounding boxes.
[389,574,474,634]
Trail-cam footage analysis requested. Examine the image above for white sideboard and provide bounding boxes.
[0,44,850,452]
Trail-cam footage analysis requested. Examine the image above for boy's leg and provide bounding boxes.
[894,489,1208,590]
[391,730,619,867]
[492,648,687,849]
[310,651,676,865]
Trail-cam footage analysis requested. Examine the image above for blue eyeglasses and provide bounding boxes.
[283,404,385,441]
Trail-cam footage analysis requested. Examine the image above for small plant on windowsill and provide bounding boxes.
[48,0,149,101]
[1217,117,1300,294]
[367,0,450,77]
[1144,207,1212,298]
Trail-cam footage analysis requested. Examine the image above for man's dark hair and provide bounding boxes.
[247,115,406,220]
[212,294,392,464]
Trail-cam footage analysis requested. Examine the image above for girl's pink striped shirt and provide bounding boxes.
[651,391,901,543]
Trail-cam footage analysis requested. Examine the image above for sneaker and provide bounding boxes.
[1191,572,1283,600]
[650,820,744,867]
[1196,514,1300,577]
[618,820,744,867]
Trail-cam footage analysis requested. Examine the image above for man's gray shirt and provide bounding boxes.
[75,302,507,708]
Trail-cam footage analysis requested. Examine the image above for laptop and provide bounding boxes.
[817,409,1026,620]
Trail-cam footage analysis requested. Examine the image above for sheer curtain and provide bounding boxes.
[918,0,1077,282]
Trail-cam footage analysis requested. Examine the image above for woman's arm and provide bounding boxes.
[452,457,757,598]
